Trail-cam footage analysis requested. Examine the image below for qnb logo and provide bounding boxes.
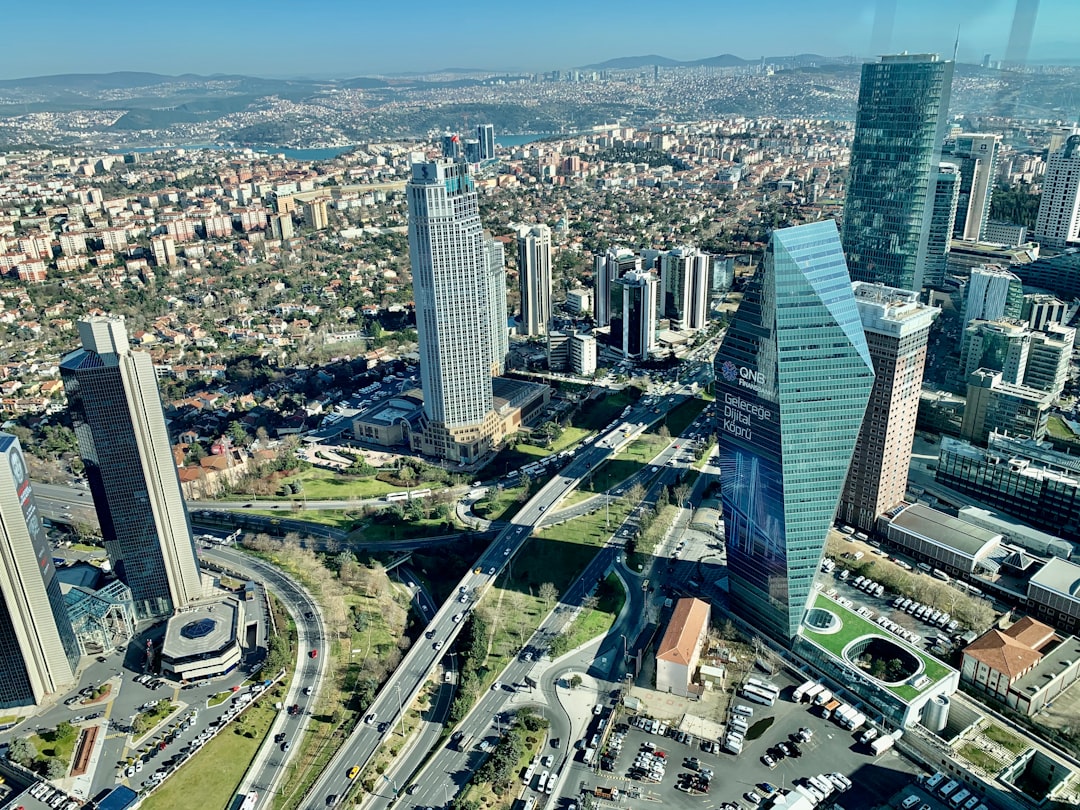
[739,366,765,386]
[720,361,738,382]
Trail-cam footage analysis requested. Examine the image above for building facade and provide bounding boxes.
[60,317,203,621]
[477,124,495,161]
[569,333,597,376]
[407,159,508,463]
[658,246,711,331]
[960,368,1052,445]
[0,434,80,708]
[839,283,937,532]
[963,265,1024,326]
[715,221,875,642]
[594,247,640,327]
[924,164,960,288]
[1035,135,1080,248]
[655,597,710,697]
[610,269,658,361]
[941,133,1001,242]
[841,54,954,291]
[517,224,552,337]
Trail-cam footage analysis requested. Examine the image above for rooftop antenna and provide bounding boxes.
[953,26,960,62]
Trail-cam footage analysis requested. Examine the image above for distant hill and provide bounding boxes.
[0,71,201,91]
[581,53,838,70]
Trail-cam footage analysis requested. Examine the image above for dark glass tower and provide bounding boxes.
[841,54,954,291]
[715,221,875,642]
[60,317,202,621]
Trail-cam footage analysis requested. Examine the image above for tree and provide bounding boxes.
[658,424,671,439]
[581,594,600,613]
[674,482,693,508]
[45,757,67,779]
[397,466,416,485]
[8,736,36,765]
[569,674,582,689]
[228,421,250,446]
[625,483,646,505]
[538,582,559,611]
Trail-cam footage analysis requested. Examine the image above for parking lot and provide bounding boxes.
[584,674,926,810]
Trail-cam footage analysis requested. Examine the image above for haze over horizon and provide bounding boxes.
[4,0,1078,81]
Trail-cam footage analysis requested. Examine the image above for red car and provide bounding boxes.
[309,649,318,659]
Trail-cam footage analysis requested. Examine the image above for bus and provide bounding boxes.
[739,685,775,706]
[408,488,432,500]
[385,492,409,502]
[747,678,780,699]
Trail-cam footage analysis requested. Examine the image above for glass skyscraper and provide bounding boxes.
[715,221,875,642]
[61,317,203,621]
[841,54,954,292]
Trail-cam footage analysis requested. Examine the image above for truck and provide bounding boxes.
[821,699,841,720]
[582,747,596,766]
[803,683,825,703]
[871,731,901,755]
[847,712,867,732]
[794,784,820,806]
[813,689,833,707]
[595,787,621,800]
[832,704,854,726]
[792,680,816,703]
[723,734,743,754]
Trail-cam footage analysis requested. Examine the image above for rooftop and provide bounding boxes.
[963,617,1057,680]
[162,598,240,662]
[1029,557,1080,601]
[657,597,710,666]
[888,503,1002,561]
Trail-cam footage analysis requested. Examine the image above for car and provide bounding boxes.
[281,741,291,752]
[135,759,143,772]
[347,766,360,779]
[761,754,776,769]
[309,649,318,658]
[503,548,510,556]
[745,791,762,805]
[425,630,436,639]
[777,742,792,757]
[326,796,338,806]
[902,796,921,809]
[275,732,286,743]
[366,713,378,724]
[452,613,463,623]
[492,682,502,691]
[303,686,313,696]
[487,567,496,575]
[378,722,390,734]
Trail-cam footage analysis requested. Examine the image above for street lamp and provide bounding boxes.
[394,682,406,739]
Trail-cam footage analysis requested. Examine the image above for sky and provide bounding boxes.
[3,0,1078,80]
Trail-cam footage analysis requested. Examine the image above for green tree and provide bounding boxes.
[8,736,36,765]
[45,757,67,779]
[228,421,250,446]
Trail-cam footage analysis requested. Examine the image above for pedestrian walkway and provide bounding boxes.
[65,718,109,800]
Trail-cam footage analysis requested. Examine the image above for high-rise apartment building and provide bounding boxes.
[1022,294,1068,332]
[517,224,552,336]
[715,221,874,642]
[1035,135,1080,248]
[569,333,597,376]
[963,265,1024,326]
[477,124,495,161]
[1025,325,1075,399]
[302,198,329,231]
[594,248,640,327]
[150,235,177,268]
[611,270,659,361]
[60,317,203,621]
[962,369,1052,445]
[925,164,961,288]
[0,434,80,708]
[658,246,711,331]
[842,54,954,291]
[408,159,508,463]
[942,133,1001,241]
[960,320,1031,385]
[838,283,938,532]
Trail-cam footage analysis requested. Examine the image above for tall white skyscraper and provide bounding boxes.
[941,133,1001,242]
[61,317,203,621]
[517,224,552,337]
[0,434,80,707]
[594,247,640,327]
[1035,135,1080,248]
[659,246,711,330]
[408,159,507,463]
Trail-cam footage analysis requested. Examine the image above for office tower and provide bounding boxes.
[925,164,961,288]
[408,159,507,463]
[477,124,495,161]
[1035,135,1080,248]
[839,284,938,533]
[1025,325,1075,399]
[983,221,1028,247]
[715,221,874,642]
[594,247,640,327]
[659,246,711,331]
[302,198,329,231]
[0,434,80,708]
[941,134,1001,241]
[1022,294,1068,332]
[463,139,482,164]
[963,265,1024,326]
[961,369,1051,444]
[440,133,462,160]
[1049,127,1080,157]
[842,54,954,291]
[569,333,597,376]
[546,331,570,371]
[611,269,659,361]
[960,321,1031,385]
[517,224,553,336]
[60,317,202,621]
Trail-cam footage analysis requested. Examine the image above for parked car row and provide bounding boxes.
[893,596,959,632]
[28,781,79,809]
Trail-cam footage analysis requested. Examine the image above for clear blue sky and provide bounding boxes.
[5,0,1078,79]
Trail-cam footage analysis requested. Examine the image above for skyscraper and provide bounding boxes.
[842,54,954,291]
[659,246,711,331]
[517,224,553,337]
[963,265,1024,326]
[477,124,495,161]
[594,247,640,327]
[1035,135,1080,248]
[408,159,508,463]
[715,221,874,642]
[0,433,80,708]
[838,284,938,532]
[60,317,202,621]
[925,164,960,288]
[611,269,659,361]
[941,133,1001,241]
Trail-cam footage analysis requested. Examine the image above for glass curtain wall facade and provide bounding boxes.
[715,221,875,642]
[842,54,954,291]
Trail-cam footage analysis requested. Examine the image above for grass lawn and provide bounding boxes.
[141,700,277,810]
[1046,414,1078,443]
[246,508,358,528]
[207,692,232,708]
[572,388,641,432]
[652,397,708,438]
[244,467,435,502]
[801,592,953,702]
[462,714,549,810]
[615,434,667,464]
[693,441,716,470]
[984,724,1027,755]
[959,742,1003,774]
[559,572,626,651]
[133,701,178,737]
[348,514,465,543]
[473,486,527,522]
[29,724,79,771]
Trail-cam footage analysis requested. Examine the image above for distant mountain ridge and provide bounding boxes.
[580,53,836,70]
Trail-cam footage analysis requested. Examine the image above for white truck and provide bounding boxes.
[833,705,856,727]
[802,683,825,704]
[871,731,901,755]
[847,712,867,732]
[812,689,833,707]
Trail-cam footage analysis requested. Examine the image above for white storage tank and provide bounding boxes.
[923,693,950,732]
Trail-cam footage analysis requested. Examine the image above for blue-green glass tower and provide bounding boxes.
[841,54,954,292]
[715,221,875,642]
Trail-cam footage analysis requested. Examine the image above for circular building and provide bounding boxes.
[161,598,244,682]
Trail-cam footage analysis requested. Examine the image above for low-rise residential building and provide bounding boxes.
[655,597,710,697]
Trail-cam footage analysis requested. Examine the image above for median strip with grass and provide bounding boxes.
[549,572,626,657]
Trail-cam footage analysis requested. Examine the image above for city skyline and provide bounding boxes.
[1,0,1078,79]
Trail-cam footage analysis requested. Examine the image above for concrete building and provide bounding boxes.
[565,287,592,316]
[842,53,954,291]
[941,133,1001,242]
[655,597,710,697]
[1028,557,1080,634]
[270,213,294,241]
[1035,135,1080,248]
[160,599,244,682]
[1021,294,1068,332]
[1013,249,1080,301]
[925,164,960,288]
[961,617,1080,716]
[0,434,80,708]
[961,369,1052,445]
[302,198,329,231]
[963,265,1024,326]
[61,317,203,621]
[839,283,937,532]
[1025,325,1074,399]
[517,224,552,336]
[150,235,177,268]
[546,331,570,371]
[594,247,640,327]
[569,333,597,376]
[407,159,510,463]
[658,246,711,331]
[983,220,1028,247]
[960,320,1030,386]
[477,123,495,161]
[878,503,1002,577]
[611,269,659,361]
[715,221,874,642]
